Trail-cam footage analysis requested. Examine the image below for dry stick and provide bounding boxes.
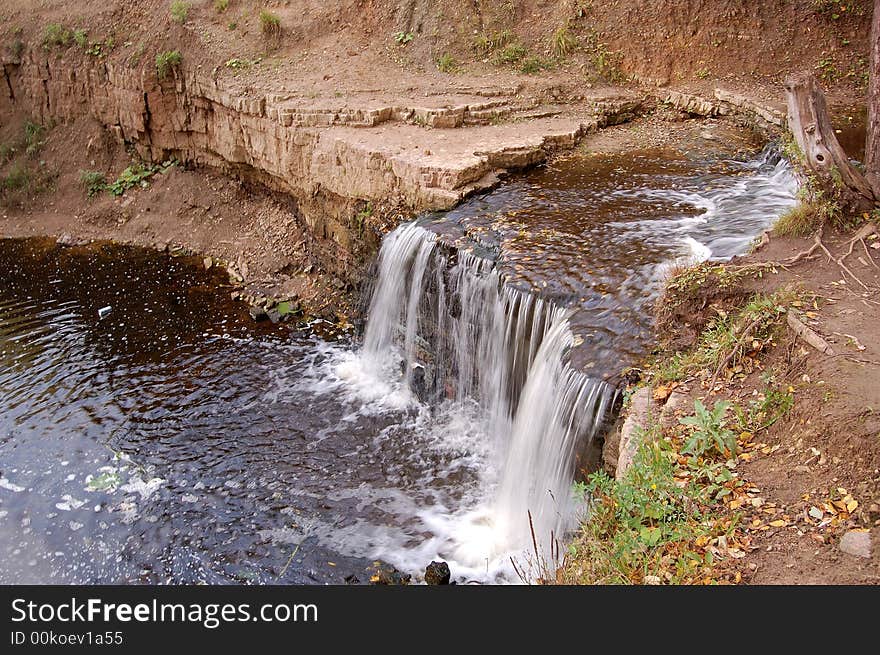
[706,315,765,395]
[787,310,835,355]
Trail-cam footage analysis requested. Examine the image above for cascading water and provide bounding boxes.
[353,221,614,572]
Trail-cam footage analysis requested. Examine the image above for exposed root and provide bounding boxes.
[839,222,879,271]
[787,224,873,291]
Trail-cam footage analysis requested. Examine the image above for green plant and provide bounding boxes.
[170,1,190,24]
[549,26,577,58]
[473,29,513,55]
[73,29,88,48]
[495,42,527,65]
[0,143,15,163]
[42,23,71,49]
[696,67,711,79]
[224,57,252,70]
[79,169,106,198]
[520,56,551,74]
[679,399,737,458]
[436,52,457,73]
[353,202,373,230]
[562,430,731,584]
[228,21,237,30]
[734,384,793,433]
[24,121,45,155]
[259,10,281,39]
[155,50,182,80]
[3,162,30,191]
[214,0,229,12]
[10,38,24,59]
[393,31,414,45]
[106,160,176,196]
[773,202,825,236]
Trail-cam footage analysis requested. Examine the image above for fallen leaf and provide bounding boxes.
[846,498,858,513]
[769,520,787,528]
[809,506,824,520]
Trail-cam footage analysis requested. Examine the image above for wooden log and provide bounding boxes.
[784,72,875,213]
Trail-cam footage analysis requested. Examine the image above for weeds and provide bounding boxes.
[495,43,527,65]
[562,426,737,584]
[259,10,281,39]
[170,1,190,24]
[436,53,458,73]
[42,23,71,49]
[79,170,106,198]
[393,31,414,46]
[473,30,513,56]
[73,29,88,48]
[155,50,182,80]
[3,163,30,191]
[549,26,577,59]
[520,56,551,74]
[214,0,229,12]
[24,122,45,155]
[680,400,737,458]
[106,160,176,196]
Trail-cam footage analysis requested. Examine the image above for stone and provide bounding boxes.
[424,560,450,585]
[839,530,872,559]
[248,305,269,321]
[370,564,411,585]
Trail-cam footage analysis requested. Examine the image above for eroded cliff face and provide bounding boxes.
[1,49,643,257]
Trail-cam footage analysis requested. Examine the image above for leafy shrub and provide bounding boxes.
[170,1,190,24]
[24,121,45,155]
[155,50,182,80]
[520,56,551,74]
[3,163,30,191]
[42,23,71,49]
[393,31,414,45]
[79,170,106,198]
[495,43,527,65]
[73,29,88,48]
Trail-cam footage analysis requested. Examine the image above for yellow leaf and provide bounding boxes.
[769,520,787,528]
[846,498,858,513]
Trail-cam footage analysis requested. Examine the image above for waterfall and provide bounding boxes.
[358,221,614,568]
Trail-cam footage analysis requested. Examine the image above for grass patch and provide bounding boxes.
[73,29,88,48]
[495,43,527,65]
[520,56,552,74]
[42,23,71,49]
[473,29,514,56]
[259,10,281,39]
[393,31,414,46]
[3,162,31,191]
[170,1,190,24]
[549,26,577,59]
[436,52,458,73]
[562,422,740,584]
[155,50,182,80]
[24,121,45,155]
[773,202,827,236]
[214,0,229,12]
[79,170,106,198]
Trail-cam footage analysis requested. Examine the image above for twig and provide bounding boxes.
[707,315,764,394]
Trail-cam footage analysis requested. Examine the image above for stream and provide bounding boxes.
[0,145,797,584]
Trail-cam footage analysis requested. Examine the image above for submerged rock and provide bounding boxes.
[424,561,450,585]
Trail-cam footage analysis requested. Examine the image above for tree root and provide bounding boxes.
[786,224,874,291]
